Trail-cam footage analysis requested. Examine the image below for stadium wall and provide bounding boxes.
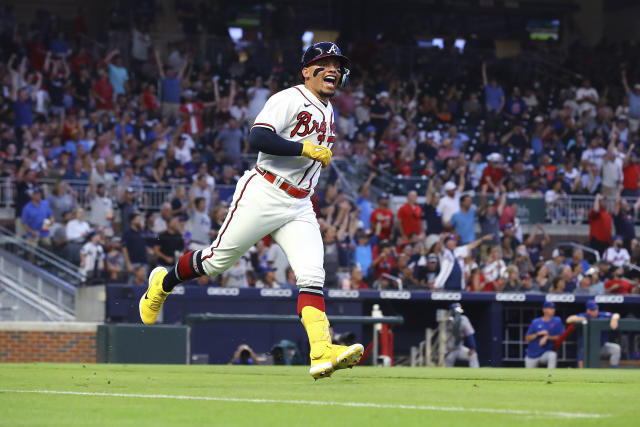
[0,322,98,363]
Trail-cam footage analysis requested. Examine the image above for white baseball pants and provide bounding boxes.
[199,170,325,290]
[601,342,621,367]
[445,345,479,368]
[525,350,557,369]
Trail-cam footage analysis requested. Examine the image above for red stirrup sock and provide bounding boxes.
[297,287,325,315]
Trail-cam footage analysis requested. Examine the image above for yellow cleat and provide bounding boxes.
[301,306,364,379]
[139,267,170,325]
[333,343,365,371]
[309,343,365,380]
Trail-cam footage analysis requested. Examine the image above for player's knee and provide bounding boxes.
[611,343,621,356]
[295,269,325,289]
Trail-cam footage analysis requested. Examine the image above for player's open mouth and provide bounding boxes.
[323,76,337,88]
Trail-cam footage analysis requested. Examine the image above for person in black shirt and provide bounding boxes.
[73,67,92,111]
[567,132,587,164]
[118,187,139,236]
[500,123,529,152]
[14,165,38,237]
[46,57,70,117]
[122,212,148,273]
[613,191,636,250]
[423,178,442,237]
[154,216,184,267]
[369,91,392,139]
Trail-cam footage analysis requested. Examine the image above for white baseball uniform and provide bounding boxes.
[199,84,335,294]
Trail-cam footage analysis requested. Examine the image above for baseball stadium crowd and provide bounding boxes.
[2,5,640,294]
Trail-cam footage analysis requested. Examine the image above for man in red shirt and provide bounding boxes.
[622,150,639,197]
[180,90,216,138]
[604,267,634,294]
[371,240,396,280]
[92,69,113,111]
[370,193,394,240]
[140,82,159,114]
[397,190,423,239]
[589,193,612,255]
[479,153,506,193]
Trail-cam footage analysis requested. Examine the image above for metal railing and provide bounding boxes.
[0,226,85,287]
[0,249,76,317]
[551,195,640,225]
[3,176,636,227]
[0,178,239,214]
[557,242,601,263]
[0,275,74,321]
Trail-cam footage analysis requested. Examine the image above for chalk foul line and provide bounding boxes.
[0,389,609,419]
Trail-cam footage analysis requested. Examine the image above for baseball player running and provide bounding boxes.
[524,301,564,369]
[139,41,363,379]
[444,303,479,368]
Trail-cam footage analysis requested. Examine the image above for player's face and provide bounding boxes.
[587,308,598,318]
[303,57,343,101]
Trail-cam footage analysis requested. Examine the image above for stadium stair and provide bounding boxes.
[0,274,75,322]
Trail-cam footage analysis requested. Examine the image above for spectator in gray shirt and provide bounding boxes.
[545,248,566,279]
[187,196,212,250]
[478,186,505,255]
[215,117,246,166]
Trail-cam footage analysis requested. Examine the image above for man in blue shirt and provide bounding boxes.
[622,70,640,133]
[482,61,504,116]
[105,49,129,96]
[356,172,376,230]
[354,226,379,278]
[449,195,476,244]
[525,301,564,369]
[567,299,621,368]
[154,48,188,122]
[9,61,42,130]
[21,187,54,246]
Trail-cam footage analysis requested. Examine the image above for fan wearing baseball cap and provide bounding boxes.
[524,301,564,369]
[566,299,621,368]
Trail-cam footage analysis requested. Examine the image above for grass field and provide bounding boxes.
[1,364,639,426]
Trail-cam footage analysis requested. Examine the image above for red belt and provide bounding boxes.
[255,167,310,199]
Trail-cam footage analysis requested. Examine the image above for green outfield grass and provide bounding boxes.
[0,364,638,426]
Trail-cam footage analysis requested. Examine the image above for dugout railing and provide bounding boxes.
[582,318,640,368]
[105,284,640,366]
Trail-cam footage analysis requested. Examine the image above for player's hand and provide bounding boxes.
[468,349,475,356]
[301,140,332,168]
[610,317,619,330]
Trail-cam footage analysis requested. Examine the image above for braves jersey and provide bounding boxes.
[252,84,335,190]
[526,316,564,358]
[180,102,204,135]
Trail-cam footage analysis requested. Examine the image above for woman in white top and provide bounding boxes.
[482,245,507,284]
[66,207,92,242]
